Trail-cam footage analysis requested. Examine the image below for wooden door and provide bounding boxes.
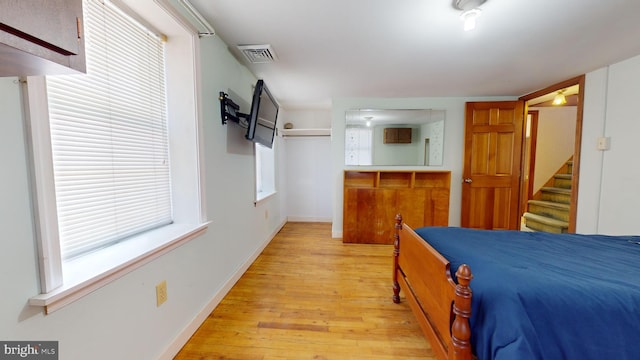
[461,101,525,229]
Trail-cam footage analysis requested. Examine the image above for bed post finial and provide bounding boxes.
[392,214,402,303]
[452,264,473,360]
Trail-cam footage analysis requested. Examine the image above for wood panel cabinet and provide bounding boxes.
[0,0,85,76]
[383,128,412,144]
[343,170,451,244]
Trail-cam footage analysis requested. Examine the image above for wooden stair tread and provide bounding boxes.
[541,186,571,194]
[528,199,570,210]
[554,174,572,180]
[526,157,573,234]
[523,212,569,227]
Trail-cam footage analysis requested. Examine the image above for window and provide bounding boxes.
[27,0,206,313]
[345,127,373,165]
[255,142,276,202]
[47,0,172,260]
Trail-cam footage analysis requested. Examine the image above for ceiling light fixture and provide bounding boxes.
[553,90,567,106]
[364,116,373,127]
[453,0,487,31]
[460,9,482,31]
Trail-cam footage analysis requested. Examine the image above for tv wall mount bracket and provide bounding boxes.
[219,91,249,126]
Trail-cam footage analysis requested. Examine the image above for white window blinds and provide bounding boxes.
[46,0,172,260]
[345,127,373,165]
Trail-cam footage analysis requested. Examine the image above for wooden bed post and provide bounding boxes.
[451,264,473,360]
[392,213,402,304]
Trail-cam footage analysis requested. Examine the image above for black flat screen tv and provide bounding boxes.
[245,79,279,148]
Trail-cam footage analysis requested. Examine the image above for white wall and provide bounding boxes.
[529,106,577,192]
[280,108,331,129]
[578,54,640,235]
[282,136,332,222]
[0,20,287,360]
[279,109,332,222]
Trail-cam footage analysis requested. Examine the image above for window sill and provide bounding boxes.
[29,222,210,314]
[255,190,277,205]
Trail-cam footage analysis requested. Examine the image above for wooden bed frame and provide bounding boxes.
[392,214,474,360]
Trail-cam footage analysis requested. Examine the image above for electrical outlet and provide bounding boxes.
[156,280,167,306]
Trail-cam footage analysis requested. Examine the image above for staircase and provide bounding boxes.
[523,160,572,233]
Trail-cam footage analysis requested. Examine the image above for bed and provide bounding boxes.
[391,214,640,360]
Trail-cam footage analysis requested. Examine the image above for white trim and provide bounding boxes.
[22,77,63,293]
[110,0,164,38]
[255,190,277,205]
[177,0,215,36]
[332,230,343,239]
[254,142,276,203]
[29,222,210,314]
[153,0,199,35]
[281,128,331,137]
[189,18,207,225]
[287,216,332,223]
[158,219,286,360]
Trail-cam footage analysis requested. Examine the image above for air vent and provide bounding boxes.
[237,44,278,63]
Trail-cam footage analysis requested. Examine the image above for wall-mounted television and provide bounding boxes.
[219,79,279,149]
[246,80,279,148]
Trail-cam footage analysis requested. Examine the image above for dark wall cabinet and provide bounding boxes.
[383,127,412,144]
[0,0,86,76]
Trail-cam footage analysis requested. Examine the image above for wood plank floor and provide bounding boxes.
[174,222,435,359]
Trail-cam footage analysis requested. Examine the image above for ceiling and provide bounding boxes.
[187,0,640,109]
[345,109,444,126]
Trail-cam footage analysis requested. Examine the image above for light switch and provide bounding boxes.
[597,136,610,151]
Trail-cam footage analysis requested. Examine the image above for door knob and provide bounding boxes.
[463,178,472,183]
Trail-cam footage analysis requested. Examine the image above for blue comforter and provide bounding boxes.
[413,227,640,360]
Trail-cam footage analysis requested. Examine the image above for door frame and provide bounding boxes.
[519,75,585,233]
[519,110,539,218]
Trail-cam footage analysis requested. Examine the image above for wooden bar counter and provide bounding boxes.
[343,170,450,244]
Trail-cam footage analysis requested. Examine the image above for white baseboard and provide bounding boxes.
[159,218,287,359]
[332,230,343,238]
[286,216,332,223]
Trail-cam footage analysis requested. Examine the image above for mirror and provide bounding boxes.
[345,109,445,166]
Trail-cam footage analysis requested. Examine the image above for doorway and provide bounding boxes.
[519,76,585,233]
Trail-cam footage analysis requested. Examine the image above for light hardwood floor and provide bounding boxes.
[174,222,435,359]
